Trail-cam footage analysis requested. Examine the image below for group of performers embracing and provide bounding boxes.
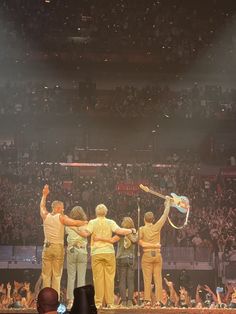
[40,184,172,309]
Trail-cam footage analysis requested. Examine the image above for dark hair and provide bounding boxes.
[69,206,87,221]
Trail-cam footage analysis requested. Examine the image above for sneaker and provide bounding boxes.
[120,301,127,307]
[67,300,73,310]
[127,300,133,307]
[95,303,103,309]
[106,304,120,309]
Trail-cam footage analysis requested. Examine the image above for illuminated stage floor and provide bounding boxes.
[98,309,236,314]
[1,308,236,314]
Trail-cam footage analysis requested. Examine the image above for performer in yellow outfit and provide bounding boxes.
[79,203,135,309]
[139,197,171,307]
[40,185,86,296]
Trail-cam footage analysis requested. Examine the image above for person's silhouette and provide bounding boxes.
[70,285,97,314]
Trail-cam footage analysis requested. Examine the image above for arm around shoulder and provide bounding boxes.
[60,215,88,227]
[115,227,133,236]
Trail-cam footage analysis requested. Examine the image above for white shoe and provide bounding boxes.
[67,300,73,310]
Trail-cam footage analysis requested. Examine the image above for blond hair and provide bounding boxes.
[51,201,63,212]
[95,204,108,217]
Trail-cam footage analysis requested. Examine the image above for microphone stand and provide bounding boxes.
[137,197,141,306]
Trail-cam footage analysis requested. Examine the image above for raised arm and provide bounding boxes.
[203,285,217,303]
[195,284,203,305]
[40,185,49,220]
[24,282,32,306]
[224,283,234,304]
[164,278,179,306]
[153,196,171,230]
[216,289,223,306]
[6,282,11,300]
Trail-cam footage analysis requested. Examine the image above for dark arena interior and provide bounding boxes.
[0,0,236,313]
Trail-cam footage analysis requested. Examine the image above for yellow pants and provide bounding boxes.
[42,243,64,296]
[91,253,116,307]
[141,251,163,302]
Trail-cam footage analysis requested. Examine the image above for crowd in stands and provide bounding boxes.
[0,0,236,68]
[97,84,236,119]
[0,82,236,119]
[1,1,236,310]
[0,157,235,261]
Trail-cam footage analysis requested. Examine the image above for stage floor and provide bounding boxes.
[99,309,236,314]
[0,308,236,314]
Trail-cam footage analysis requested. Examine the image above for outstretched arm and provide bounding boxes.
[203,285,217,303]
[164,278,179,306]
[195,285,202,305]
[40,185,49,220]
[24,282,32,306]
[6,282,11,300]
[216,291,222,304]
[153,196,171,230]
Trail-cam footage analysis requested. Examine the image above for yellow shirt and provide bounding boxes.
[139,205,170,253]
[86,217,120,255]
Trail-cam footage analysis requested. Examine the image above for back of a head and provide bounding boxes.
[37,287,59,314]
[69,206,87,221]
[144,211,154,223]
[95,204,108,217]
[121,216,134,228]
[51,200,64,214]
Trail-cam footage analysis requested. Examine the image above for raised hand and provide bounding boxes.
[203,285,213,293]
[165,195,171,202]
[226,283,234,293]
[14,280,24,291]
[164,277,174,288]
[42,184,49,196]
[196,284,201,291]
[180,286,187,294]
[7,282,11,290]
[24,282,30,292]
